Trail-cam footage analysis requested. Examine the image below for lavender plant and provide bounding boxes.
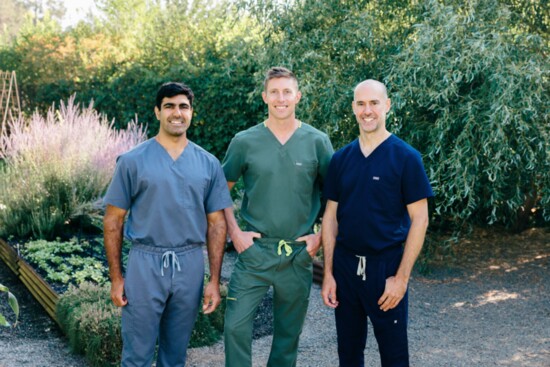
[0,96,146,239]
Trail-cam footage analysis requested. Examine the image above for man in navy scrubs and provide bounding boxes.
[321,79,433,367]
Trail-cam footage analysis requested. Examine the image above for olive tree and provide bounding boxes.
[386,0,549,230]
[250,0,548,231]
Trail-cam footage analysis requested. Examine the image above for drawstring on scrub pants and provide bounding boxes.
[356,255,366,281]
[161,251,181,278]
[277,240,293,256]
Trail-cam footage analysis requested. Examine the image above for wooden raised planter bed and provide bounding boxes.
[0,238,60,323]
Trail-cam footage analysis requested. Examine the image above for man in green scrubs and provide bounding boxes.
[222,67,334,367]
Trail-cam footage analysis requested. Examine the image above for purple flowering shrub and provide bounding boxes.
[0,96,146,239]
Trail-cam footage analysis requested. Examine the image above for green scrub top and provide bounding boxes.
[222,122,334,239]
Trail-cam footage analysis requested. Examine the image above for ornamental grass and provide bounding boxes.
[0,96,146,240]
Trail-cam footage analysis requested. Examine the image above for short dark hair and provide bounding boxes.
[156,82,194,109]
[263,67,298,91]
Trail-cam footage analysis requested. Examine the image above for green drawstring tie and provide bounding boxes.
[277,240,293,256]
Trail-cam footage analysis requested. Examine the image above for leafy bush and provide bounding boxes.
[386,0,549,231]
[255,0,549,232]
[0,96,146,239]
[189,282,228,348]
[56,282,122,367]
[57,281,227,366]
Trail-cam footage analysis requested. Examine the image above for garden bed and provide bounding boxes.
[0,239,59,323]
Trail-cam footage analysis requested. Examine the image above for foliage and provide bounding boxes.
[0,0,26,44]
[386,0,549,230]
[56,282,122,367]
[0,0,548,234]
[251,0,422,145]
[20,238,108,286]
[0,0,265,159]
[0,97,146,239]
[250,0,549,231]
[0,283,19,327]
[189,282,228,348]
[57,280,227,366]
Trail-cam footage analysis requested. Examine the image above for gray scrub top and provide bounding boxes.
[104,138,232,247]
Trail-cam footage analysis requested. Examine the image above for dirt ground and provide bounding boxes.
[0,227,548,366]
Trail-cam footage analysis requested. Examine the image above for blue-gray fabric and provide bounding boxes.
[121,244,204,367]
[103,138,232,247]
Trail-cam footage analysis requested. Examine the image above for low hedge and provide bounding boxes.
[57,281,227,367]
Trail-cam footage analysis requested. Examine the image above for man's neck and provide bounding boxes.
[358,130,391,157]
[264,117,300,145]
[265,116,299,132]
[155,134,189,159]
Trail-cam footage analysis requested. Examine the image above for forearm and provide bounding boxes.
[321,217,338,276]
[223,206,242,237]
[103,218,124,282]
[396,215,429,282]
[206,212,227,284]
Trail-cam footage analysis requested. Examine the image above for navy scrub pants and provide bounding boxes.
[121,243,204,367]
[333,245,409,367]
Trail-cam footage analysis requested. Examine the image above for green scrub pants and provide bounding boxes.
[224,237,313,367]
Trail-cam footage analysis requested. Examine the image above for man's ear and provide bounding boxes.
[154,106,160,120]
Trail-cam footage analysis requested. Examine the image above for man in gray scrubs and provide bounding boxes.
[103,82,232,367]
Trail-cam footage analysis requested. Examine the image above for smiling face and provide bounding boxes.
[154,94,193,138]
[352,80,391,136]
[262,77,302,122]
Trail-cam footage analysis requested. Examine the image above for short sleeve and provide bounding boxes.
[401,151,434,205]
[318,134,334,180]
[103,155,133,210]
[204,160,233,214]
[323,153,341,202]
[222,136,245,182]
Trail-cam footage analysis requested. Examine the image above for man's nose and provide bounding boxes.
[362,104,372,114]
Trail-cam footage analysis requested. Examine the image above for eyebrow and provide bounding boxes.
[355,99,380,103]
[163,102,191,108]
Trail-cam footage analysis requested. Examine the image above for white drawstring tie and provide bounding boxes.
[356,255,366,281]
[161,251,181,278]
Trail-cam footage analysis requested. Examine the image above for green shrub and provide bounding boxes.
[386,0,549,230]
[57,280,227,366]
[56,282,122,367]
[0,96,146,240]
[189,282,228,348]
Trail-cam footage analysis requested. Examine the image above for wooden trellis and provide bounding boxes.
[0,70,22,135]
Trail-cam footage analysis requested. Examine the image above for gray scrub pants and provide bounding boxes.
[121,243,204,367]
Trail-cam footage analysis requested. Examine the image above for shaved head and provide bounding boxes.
[354,80,388,100]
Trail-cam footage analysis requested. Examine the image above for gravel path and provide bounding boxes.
[1,228,548,366]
